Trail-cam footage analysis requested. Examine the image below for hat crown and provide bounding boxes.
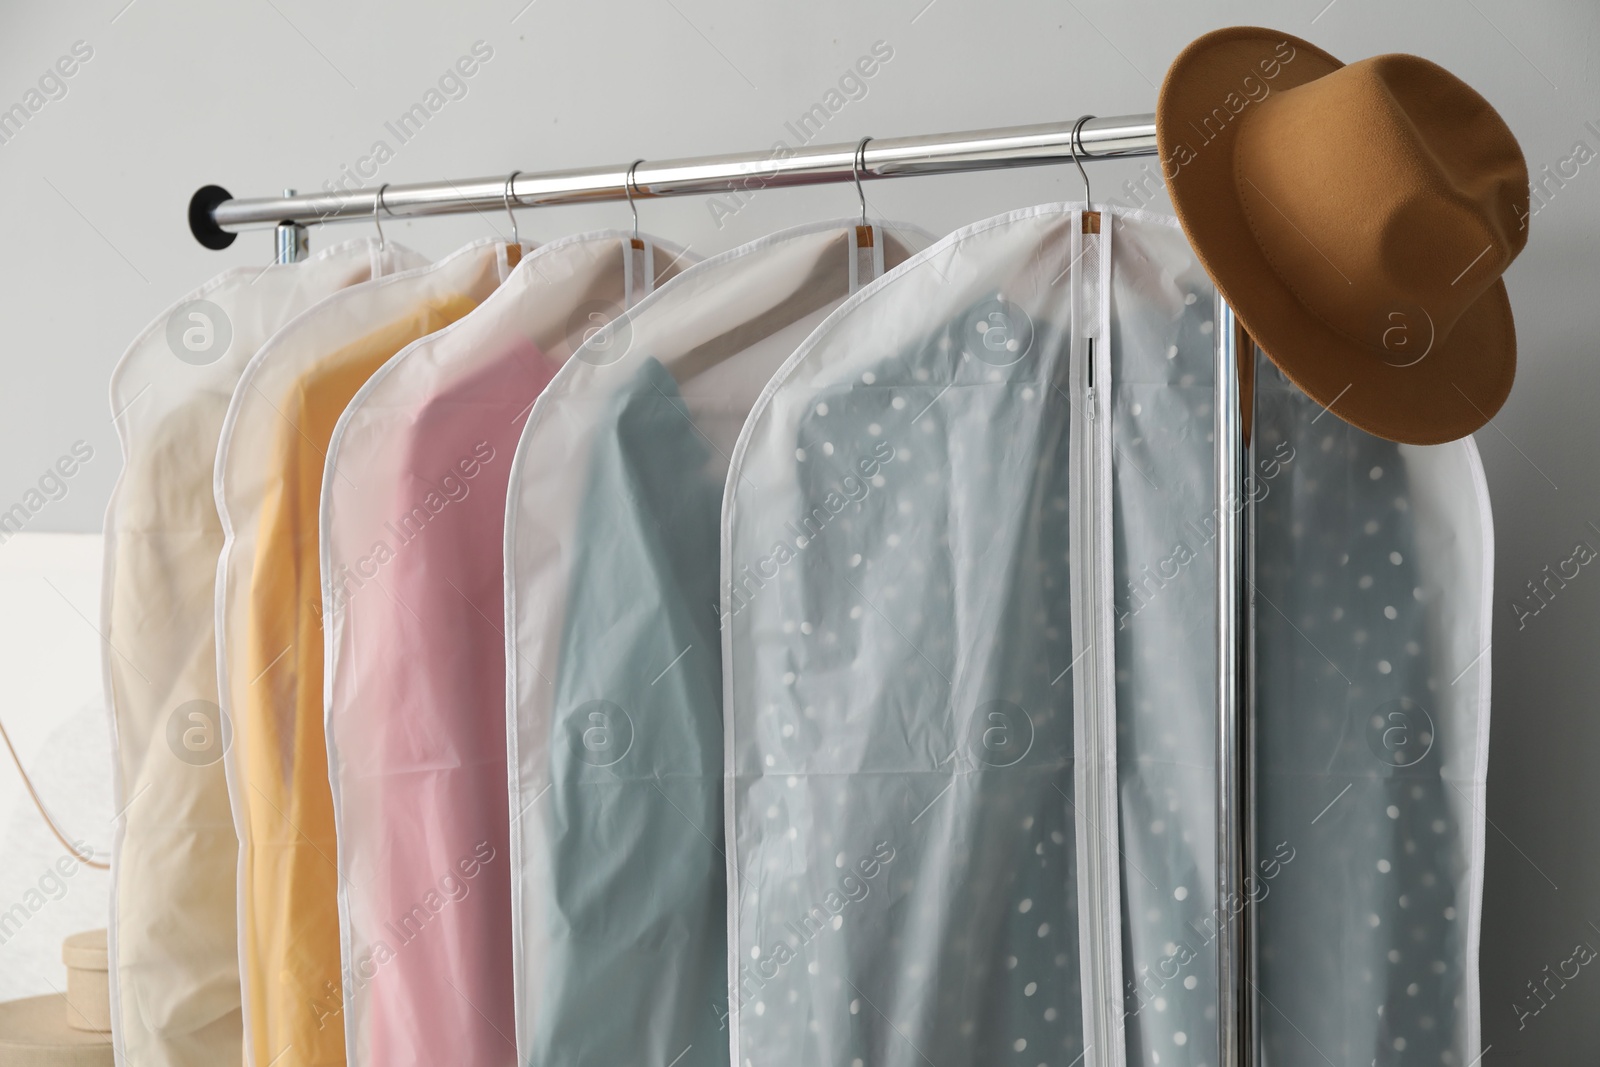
[1234,53,1528,358]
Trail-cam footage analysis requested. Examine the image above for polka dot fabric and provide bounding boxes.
[1106,215,1224,1064]
[724,206,1113,1067]
[724,205,1492,1067]
[1252,359,1490,1067]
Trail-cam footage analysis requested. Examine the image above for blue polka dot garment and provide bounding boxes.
[1253,358,1490,1067]
[725,207,1104,1067]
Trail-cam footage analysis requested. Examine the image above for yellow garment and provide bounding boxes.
[238,296,478,1067]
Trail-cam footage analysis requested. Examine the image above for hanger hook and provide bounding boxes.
[1069,115,1095,205]
[372,183,389,250]
[503,170,522,248]
[625,159,645,241]
[852,136,872,227]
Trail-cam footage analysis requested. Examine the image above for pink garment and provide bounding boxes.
[340,339,558,1065]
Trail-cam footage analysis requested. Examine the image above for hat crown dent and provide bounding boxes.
[1233,51,1528,356]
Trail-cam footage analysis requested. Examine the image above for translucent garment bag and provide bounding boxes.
[1250,360,1491,1067]
[1103,305,1491,1066]
[214,240,517,1067]
[1099,211,1223,1065]
[504,220,930,1066]
[320,232,694,1067]
[102,238,424,1067]
[721,203,1491,1067]
[722,205,1121,1067]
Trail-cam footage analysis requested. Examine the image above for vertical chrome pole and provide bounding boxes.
[1215,294,1257,1067]
[274,188,309,263]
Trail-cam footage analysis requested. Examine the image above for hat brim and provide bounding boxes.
[1157,26,1516,446]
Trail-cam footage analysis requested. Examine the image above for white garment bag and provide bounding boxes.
[1249,361,1492,1067]
[1107,279,1492,1067]
[504,220,930,1066]
[722,203,1492,1067]
[723,205,1119,1067]
[102,238,424,1067]
[214,239,513,1067]
[1101,210,1225,1065]
[322,231,693,1067]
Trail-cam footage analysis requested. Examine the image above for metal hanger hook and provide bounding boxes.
[852,136,872,227]
[624,159,645,240]
[1069,115,1095,205]
[372,183,389,250]
[503,170,522,248]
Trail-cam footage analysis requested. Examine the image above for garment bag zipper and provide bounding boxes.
[1069,215,1125,1067]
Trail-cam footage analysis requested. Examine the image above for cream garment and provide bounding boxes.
[103,238,426,1067]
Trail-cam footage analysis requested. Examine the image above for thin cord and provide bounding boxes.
[0,714,107,869]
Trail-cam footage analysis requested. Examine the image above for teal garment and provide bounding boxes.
[535,357,727,1064]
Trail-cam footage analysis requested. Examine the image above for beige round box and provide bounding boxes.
[60,932,110,1035]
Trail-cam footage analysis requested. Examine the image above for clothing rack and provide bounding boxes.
[189,112,1259,1067]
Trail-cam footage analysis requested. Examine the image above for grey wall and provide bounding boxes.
[0,0,1595,1060]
